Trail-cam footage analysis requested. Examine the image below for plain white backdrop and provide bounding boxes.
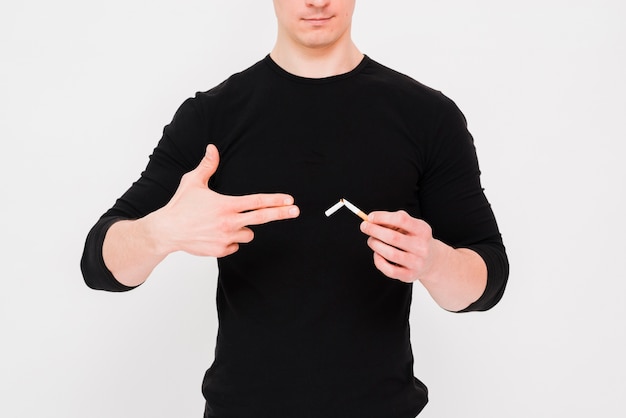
[1,1,625,417]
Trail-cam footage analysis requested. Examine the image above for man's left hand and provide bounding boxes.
[359,210,443,283]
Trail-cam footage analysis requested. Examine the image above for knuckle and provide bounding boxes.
[387,232,402,247]
[398,210,412,225]
[415,219,431,235]
[218,244,238,258]
[254,195,264,209]
[243,229,255,243]
[373,253,386,269]
[394,251,408,266]
[218,218,231,232]
[372,238,386,254]
[408,253,422,269]
[255,209,270,224]
[179,171,193,185]
[386,264,401,280]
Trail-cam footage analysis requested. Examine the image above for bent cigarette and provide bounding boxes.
[341,198,368,221]
[324,200,345,217]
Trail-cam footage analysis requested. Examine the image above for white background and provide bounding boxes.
[1,1,625,417]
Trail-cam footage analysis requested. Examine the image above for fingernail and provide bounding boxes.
[207,144,217,159]
[284,197,294,205]
[289,207,299,216]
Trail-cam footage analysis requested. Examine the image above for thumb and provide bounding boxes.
[193,144,220,186]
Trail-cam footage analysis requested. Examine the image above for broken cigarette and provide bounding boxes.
[324,200,345,217]
[325,198,369,221]
[341,198,369,221]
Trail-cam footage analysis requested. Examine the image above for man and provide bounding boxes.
[81,1,509,417]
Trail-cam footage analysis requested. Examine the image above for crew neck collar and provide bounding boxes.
[263,54,370,84]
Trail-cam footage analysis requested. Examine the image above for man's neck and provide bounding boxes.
[270,39,363,79]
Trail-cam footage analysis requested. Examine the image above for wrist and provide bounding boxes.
[417,239,452,285]
[138,210,175,257]
[418,244,487,311]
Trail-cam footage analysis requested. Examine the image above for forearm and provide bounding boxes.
[419,241,487,312]
[102,213,169,287]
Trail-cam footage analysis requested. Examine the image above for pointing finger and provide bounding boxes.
[230,193,296,213]
[235,204,300,227]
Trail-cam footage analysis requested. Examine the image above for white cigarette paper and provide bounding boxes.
[341,198,369,221]
[324,200,345,217]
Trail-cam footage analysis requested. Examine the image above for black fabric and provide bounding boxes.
[81,55,508,418]
[80,216,136,292]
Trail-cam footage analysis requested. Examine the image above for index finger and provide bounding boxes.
[236,204,300,227]
[229,193,295,212]
[367,210,421,235]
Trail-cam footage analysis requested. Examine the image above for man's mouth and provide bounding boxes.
[303,16,333,23]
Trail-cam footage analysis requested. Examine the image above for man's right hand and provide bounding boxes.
[148,143,300,258]
[103,144,299,286]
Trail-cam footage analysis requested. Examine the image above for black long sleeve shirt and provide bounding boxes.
[81,55,508,418]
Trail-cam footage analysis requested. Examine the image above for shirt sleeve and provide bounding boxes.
[418,95,509,312]
[80,94,212,291]
[80,216,137,291]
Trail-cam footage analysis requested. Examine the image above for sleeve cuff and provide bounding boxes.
[456,242,509,312]
[80,216,140,292]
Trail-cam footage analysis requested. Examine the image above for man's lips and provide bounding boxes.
[302,16,333,23]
